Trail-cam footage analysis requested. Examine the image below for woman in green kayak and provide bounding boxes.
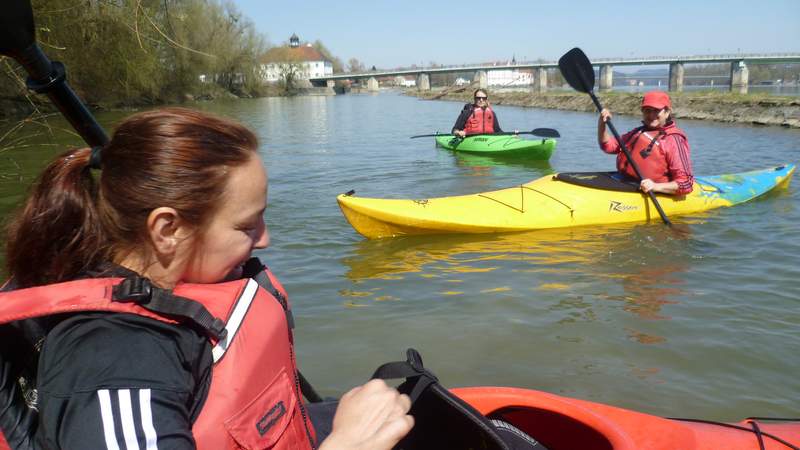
[597,90,694,195]
[452,89,504,137]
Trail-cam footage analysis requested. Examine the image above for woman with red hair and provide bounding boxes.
[1,108,412,450]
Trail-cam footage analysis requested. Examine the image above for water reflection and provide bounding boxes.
[451,152,555,173]
[342,223,695,335]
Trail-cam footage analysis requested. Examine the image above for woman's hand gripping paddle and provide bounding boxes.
[558,47,672,226]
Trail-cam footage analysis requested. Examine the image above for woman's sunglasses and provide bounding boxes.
[475,96,488,101]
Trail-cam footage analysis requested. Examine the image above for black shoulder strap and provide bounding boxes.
[111,257,295,340]
[242,257,294,329]
[639,129,666,159]
[112,276,227,341]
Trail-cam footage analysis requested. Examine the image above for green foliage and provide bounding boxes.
[3,0,270,109]
[312,40,343,73]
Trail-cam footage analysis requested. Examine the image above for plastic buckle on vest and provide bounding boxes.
[210,317,228,341]
[112,277,152,304]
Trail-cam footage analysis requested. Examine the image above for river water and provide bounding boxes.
[1,92,798,421]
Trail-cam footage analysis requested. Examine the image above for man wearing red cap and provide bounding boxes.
[597,91,693,195]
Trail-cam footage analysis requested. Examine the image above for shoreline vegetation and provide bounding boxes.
[4,88,797,131]
[406,89,800,129]
[0,0,342,122]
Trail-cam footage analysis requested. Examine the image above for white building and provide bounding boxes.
[392,75,416,87]
[260,34,333,82]
[487,69,533,87]
[483,56,534,87]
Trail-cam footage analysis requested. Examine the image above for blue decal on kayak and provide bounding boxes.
[695,164,795,205]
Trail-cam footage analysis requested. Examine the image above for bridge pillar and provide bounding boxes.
[367,76,379,92]
[730,60,749,94]
[669,62,684,92]
[532,68,548,93]
[417,73,430,91]
[598,65,613,91]
[473,70,488,89]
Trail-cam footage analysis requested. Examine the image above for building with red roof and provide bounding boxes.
[260,34,333,83]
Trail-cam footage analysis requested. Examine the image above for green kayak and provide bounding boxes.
[434,134,556,159]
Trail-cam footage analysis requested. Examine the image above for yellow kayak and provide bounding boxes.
[337,165,795,239]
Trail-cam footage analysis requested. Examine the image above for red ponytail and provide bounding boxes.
[5,147,104,288]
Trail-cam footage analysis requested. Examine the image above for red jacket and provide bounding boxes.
[0,266,315,450]
[463,106,496,135]
[601,122,694,195]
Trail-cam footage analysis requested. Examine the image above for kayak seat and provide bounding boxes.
[489,407,613,450]
[554,172,640,193]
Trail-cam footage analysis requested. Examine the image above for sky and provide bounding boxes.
[232,0,800,69]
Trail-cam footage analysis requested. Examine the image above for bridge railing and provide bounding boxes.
[312,53,800,81]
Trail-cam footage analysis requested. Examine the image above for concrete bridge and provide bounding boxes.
[309,53,800,94]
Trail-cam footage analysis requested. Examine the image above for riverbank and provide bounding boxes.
[5,87,799,129]
[408,89,800,129]
[0,83,338,122]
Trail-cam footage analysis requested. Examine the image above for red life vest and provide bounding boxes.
[616,124,687,183]
[0,267,316,450]
[463,105,495,135]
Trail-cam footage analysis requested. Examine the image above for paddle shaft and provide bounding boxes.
[17,44,108,147]
[480,131,546,137]
[590,91,672,226]
[411,128,558,139]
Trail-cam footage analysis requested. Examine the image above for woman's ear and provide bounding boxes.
[146,207,189,256]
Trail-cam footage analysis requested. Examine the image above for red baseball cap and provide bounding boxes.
[641,91,671,109]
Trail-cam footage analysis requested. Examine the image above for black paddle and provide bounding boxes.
[558,47,672,226]
[0,0,108,147]
[411,128,560,139]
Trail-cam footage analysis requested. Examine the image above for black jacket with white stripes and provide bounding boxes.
[33,312,213,449]
[4,263,214,450]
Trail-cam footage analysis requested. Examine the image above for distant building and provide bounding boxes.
[484,57,533,87]
[487,69,533,87]
[392,75,416,87]
[260,34,333,83]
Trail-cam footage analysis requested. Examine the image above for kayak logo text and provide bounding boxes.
[609,201,638,212]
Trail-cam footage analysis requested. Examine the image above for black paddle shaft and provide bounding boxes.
[589,93,672,226]
[558,47,672,226]
[0,0,108,147]
[410,128,560,139]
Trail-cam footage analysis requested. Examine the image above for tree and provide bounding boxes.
[348,58,365,73]
[312,39,344,73]
[5,0,271,107]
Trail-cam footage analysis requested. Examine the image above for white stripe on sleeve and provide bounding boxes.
[118,389,141,450]
[98,389,121,450]
[139,389,159,450]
